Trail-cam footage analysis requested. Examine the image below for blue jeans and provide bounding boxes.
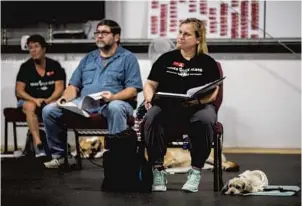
[17,100,25,108]
[42,99,134,157]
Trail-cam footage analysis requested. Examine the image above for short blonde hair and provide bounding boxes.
[178,18,208,55]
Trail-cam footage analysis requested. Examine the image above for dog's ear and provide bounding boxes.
[79,138,85,145]
[94,139,102,150]
[221,181,229,194]
[242,181,253,193]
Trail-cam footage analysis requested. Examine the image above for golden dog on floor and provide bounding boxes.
[76,136,239,171]
[163,148,239,171]
[77,136,104,158]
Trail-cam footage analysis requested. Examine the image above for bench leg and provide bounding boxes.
[13,122,18,151]
[25,131,35,157]
[213,132,223,192]
[40,130,52,158]
[63,139,69,168]
[4,119,8,153]
[213,133,219,192]
[217,133,223,191]
[74,130,82,170]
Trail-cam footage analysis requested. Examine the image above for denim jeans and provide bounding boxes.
[42,99,134,157]
[17,100,25,108]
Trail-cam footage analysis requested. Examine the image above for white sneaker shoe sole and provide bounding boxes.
[35,153,47,158]
[152,185,167,192]
[44,159,63,168]
[181,185,198,193]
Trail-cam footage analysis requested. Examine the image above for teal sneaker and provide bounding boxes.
[181,168,201,192]
[152,168,167,192]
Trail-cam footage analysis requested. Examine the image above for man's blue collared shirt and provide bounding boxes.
[69,46,143,97]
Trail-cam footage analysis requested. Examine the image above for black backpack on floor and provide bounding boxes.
[101,128,152,192]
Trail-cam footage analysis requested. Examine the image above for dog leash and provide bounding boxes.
[263,187,299,194]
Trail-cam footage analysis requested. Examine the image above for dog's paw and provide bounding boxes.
[94,150,107,159]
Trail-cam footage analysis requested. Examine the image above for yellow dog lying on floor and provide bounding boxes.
[75,136,239,171]
[75,136,104,158]
[162,148,239,172]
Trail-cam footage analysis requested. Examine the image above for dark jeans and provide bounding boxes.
[141,103,217,168]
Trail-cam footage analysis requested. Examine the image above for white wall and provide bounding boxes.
[106,1,149,39]
[265,1,301,38]
[1,54,301,149]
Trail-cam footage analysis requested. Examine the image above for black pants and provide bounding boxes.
[141,104,217,168]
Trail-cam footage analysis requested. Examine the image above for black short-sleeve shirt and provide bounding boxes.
[16,57,66,99]
[148,49,220,94]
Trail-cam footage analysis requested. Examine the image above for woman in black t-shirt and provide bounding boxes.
[142,18,221,193]
[15,35,66,157]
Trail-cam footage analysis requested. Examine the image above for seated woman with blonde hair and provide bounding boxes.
[142,18,221,193]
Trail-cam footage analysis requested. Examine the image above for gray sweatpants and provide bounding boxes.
[141,104,217,168]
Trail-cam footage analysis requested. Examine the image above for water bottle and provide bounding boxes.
[182,134,189,150]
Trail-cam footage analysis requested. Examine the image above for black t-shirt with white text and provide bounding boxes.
[16,57,66,99]
[148,49,220,95]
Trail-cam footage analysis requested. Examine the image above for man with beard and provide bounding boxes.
[15,34,66,157]
[42,19,143,168]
